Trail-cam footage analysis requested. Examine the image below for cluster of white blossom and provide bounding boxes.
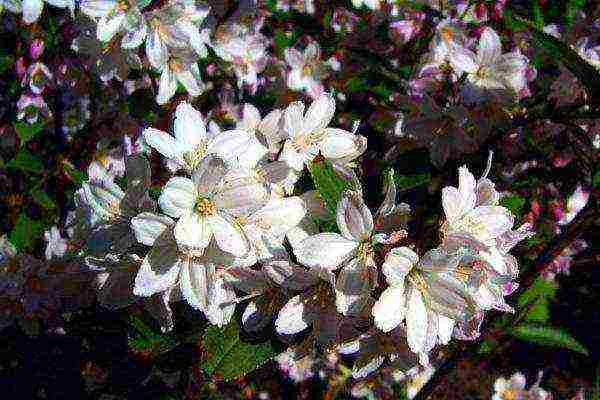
[48,92,527,377]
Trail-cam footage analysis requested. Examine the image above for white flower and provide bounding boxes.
[448,27,529,103]
[44,226,68,260]
[131,214,236,326]
[8,0,73,24]
[144,0,211,70]
[143,101,252,172]
[279,93,367,171]
[557,185,589,225]
[284,42,325,98]
[372,246,478,364]
[235,103,287,162]
[441,163,513,246]
[77,155,155,255]
[155,51,206,104]
[212,32,269,91]
[80,0,146,49]
[351,0,381,10]
[296,190,376,316]
[157,155,268,256]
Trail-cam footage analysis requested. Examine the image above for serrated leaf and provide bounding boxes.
[201,322,276,381]
[14,121,45,147]
[509,325,589,355]
[7,150,44,174]
[309,158,351,216]
[9,213,43,252]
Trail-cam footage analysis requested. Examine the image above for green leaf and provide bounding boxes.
[507,12,600,105]
[31,187,56,210]
[128,314,178,355]
[509,325,589,355]
[136,0,152,8]
[532,0,544,29]
[500,194,526,218]
[7,150,44,174]
[201,322,276,381]
[345,76,369,93]
[394,173,431,191]
[9,213,43,252]
[517,277,557,307]
[593,171,600,189]
[14,121,45,147]
[0,53,14,74]
[62,161,87,185]
[308,158,351,216]
[564,0,586,27]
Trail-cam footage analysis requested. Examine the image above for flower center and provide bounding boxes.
[500,389,520,400]
[475,66,492,79]
[356,241,373,261]
[195,198,216,216]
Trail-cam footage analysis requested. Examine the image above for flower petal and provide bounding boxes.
[143,127,184,160]
[145,29,168,70]
[213,176,268,217]
[174,101,207,150]
[22,0,43,23]
[372,286,406,332]
[296,233,357,271]
[158,177,197,218]
[133,243,180,297]
[382,246,417,286]
[131,212,174,246]
[302,93,335,135]
[336,190,373,241]
[477,27,502,65]
[320,128,367,161]
[179,258,209,311]
[275,295,309,335]
[174,213,212,250]
[207,213,249,257]
[406,288,428,354]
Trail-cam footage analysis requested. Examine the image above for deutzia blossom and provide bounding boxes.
[448,27,529,103]
[224,254,317,332]
[80,0,146,49]
[77,155,155,256]
[279,93,367,171]
[557,185,589,225]
[143,101,252,173]
[130,214,236,326]
[296,190,378,315]
[5,0,73,24]
[156,50,206,104]
[371,246,477,364]
[284,42,326,99]
[351,0,380,10]
[157,155,268,256]
[235,103,287,161]
[493,371,552,400]
[144,0,211,69]
[43,226,68,260]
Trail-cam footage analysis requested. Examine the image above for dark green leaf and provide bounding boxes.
[564,0,586,27]
[201,322,276,381]
[394,173,431,191]
[309,158,351,216]
[14,121,45,147]
[509,325,589,355]
[31,187,56,210]
[128,315,178,355]
[7,150,44,174]
[0,53,14,74]
[517,277,557,307]
[500,194,526,218]
[9,213,43,252]
[62,161,87,185]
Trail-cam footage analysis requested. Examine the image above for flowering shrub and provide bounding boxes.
[0,0,598,398]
